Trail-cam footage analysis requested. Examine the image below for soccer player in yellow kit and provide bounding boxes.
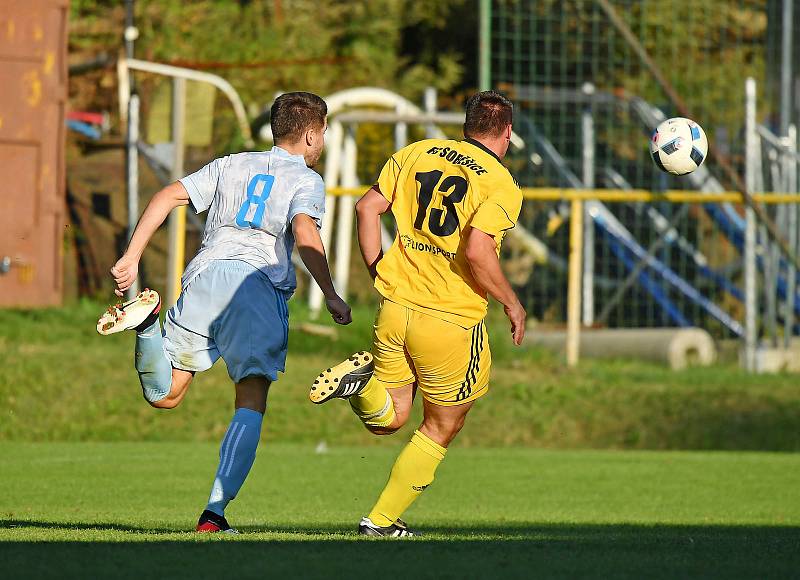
[309,91,526,537]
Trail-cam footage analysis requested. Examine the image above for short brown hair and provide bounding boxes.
[463,90,513,138]
[270,92,327,144]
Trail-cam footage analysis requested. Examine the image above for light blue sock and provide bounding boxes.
[206,408,264,516]
[134,318,172,403]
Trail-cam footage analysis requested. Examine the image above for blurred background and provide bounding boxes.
[2,0,800,449]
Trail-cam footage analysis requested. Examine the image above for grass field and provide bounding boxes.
[2,442,799,578]
[2,300,800,449]
[2,302,799,577]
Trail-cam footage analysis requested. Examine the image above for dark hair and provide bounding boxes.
[463,90,513,138]
[270,92,327,144]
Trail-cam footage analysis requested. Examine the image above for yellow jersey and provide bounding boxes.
[374,138,522,327]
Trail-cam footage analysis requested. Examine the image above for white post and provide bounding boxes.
[424,87,437,139]
[309,120,344,315]
[125,92,140,298]
[744,77,758,371]
[581,82,595,327]
[333,125,358,300]
[166,77,186,307]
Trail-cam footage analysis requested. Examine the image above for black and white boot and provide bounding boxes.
[308,351,374,404]
[358,516,418,537]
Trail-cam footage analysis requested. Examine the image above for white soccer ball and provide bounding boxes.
[650,117,708,175]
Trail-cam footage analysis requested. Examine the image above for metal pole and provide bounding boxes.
[744,77,758,371]
[123,0,139,298]
[794,126,800,345]
[166,77,186,307]
[567,198,584,367]
[784,124,797,348]
[581,82,595,327]
[125,93,140,298]
[124,0,136,61]
[478,0,491,91]
[780,0,794,349]
[780,0,793,135]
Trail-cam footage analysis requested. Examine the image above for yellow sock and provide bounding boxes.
[367,430,446,527]
[350,376,395,428]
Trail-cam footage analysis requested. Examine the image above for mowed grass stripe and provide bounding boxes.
[1,443,799,578]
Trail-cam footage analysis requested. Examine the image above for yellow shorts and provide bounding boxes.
[372,299,491,406]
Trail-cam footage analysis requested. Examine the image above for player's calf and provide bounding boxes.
[147,368,194,409]
[96,289,174,405]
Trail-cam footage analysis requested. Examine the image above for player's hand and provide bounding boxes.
[504,301,527,346]
[110,255,139,297]
[326,295,352,325]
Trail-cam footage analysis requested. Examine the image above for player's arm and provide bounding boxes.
[465,181,526,345]
[465,227,526,345]
[355,186,391,279]
[292,213,352,325]
[111,181,189,296]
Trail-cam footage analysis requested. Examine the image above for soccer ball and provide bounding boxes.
[650,117,708,175]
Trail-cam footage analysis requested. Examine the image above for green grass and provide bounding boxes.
[3,302,799,576]
[2,300,800,449]
[2,442,799,578]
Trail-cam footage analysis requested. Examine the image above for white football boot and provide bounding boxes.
[96,288,161,335]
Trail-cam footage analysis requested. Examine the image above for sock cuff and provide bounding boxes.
[411,430,447,461]
[361,392,392,421]
[365,407,396,429]
[233,407,264,424]
[135,318,161,338]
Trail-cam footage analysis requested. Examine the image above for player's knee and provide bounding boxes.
[366,405,411,435]
[148,396,179,410]
[147,388,185,409]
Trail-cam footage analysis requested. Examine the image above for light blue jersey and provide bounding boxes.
[153,145,325,383]
[179,146,325,293]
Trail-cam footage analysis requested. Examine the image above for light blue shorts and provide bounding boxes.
[162,260,289,383]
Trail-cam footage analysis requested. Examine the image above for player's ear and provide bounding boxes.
[505,123,512,140]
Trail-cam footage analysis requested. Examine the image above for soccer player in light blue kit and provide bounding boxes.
[97,92,351,533]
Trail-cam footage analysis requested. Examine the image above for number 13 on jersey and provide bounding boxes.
[236,174,275,228]
[414,170,468,237]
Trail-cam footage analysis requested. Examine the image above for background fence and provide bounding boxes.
[484,0,800,356]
